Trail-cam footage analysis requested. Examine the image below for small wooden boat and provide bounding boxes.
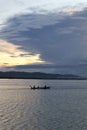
[30,85,50,90]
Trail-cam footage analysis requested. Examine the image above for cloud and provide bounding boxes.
[0,39,44,67]
[3,63,87,77]
[1,8,87,75]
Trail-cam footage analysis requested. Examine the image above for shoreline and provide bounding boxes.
[0,77,86,80]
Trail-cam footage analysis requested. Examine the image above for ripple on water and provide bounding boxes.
[0,79,87,129]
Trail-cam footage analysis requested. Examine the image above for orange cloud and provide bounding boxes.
[63,7,83,16]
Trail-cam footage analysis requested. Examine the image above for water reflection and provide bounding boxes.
[0,79,87,129]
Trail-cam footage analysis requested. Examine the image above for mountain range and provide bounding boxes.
[0,71,82,79]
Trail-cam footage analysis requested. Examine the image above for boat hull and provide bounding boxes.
[30,86,50,89]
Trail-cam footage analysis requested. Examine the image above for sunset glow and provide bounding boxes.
[64,7,83,16]
[0,39,44,68]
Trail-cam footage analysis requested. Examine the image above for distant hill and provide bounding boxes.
[0,71,81,79]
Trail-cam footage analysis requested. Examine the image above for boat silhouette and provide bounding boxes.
[30,85,50,89]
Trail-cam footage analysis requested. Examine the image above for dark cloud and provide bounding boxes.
[1,8,87,75]
[3,63,87,77]
[10,53,31,57]
[3,63,9,65]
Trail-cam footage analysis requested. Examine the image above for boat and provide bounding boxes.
[30,85,50,90]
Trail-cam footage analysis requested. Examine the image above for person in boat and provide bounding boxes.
[32,85,35,89]
[44,85,47,89]
[37,85,40,89]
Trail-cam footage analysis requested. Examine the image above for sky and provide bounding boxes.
[0,0,87,76]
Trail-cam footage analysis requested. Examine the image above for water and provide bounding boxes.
[0,79,87,130]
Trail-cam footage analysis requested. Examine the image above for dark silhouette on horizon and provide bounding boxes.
[0,71,82,79]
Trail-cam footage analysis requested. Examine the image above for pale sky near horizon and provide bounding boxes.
[0,0,87,76]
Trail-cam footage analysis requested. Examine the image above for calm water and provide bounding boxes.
[0,79,87,130]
